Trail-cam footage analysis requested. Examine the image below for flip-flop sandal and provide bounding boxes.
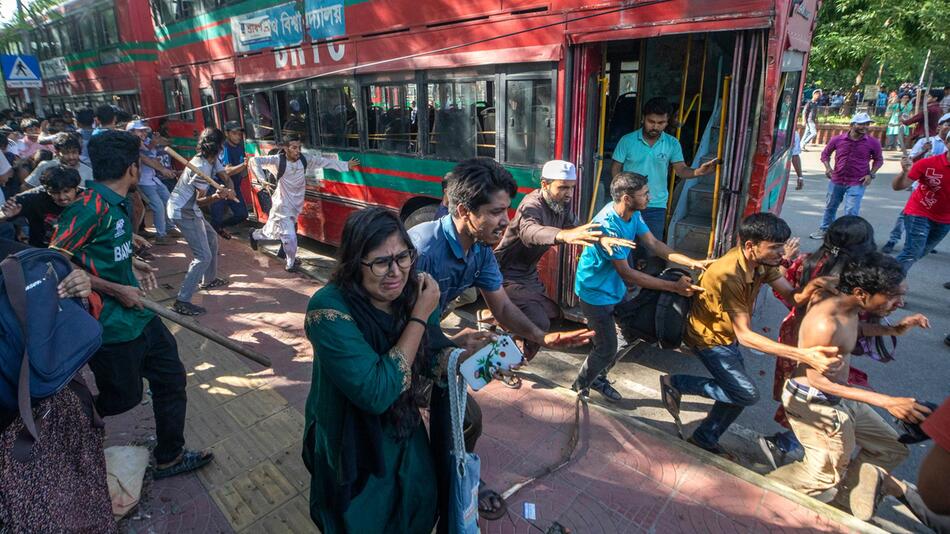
[152,450,214,480]
[660,376,684,439]
[477,481,507,521]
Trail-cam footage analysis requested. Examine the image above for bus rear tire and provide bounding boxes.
[403,203,439,229]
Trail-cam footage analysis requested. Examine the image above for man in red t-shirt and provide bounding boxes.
[893,133,950,273]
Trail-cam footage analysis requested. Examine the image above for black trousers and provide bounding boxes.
[88,316,187,464]
[430,385,482,533]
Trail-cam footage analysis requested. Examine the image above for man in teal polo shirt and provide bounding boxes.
[611,97,718,269]
[572,172,708,402]
[51,130,212,479]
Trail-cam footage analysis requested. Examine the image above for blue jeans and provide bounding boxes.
[887,211,906,244]
[820,182,866,231]
[895,215,949,273]
[172,214,218,302]
[139,182,171,236]
[670,343,760,449]
[209,175,248,230]
[801,120,817,147]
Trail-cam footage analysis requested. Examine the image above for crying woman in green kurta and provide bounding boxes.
[302,207,491,533]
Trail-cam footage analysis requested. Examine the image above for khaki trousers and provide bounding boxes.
[768,383,908,505]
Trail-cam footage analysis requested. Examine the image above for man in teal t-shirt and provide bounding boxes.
[573,172,708,402]
[611,97,718,268]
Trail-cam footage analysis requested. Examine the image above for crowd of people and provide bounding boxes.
[0,92,947,534]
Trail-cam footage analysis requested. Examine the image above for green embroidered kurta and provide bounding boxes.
[303,284,446,533]
[886,102,912,136]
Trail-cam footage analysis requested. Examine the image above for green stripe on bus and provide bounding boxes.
[157,24,232,51]
[243,147,540,190]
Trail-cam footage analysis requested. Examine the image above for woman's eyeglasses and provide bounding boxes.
[361,249,416,276]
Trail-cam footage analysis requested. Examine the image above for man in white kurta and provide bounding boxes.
[249,136,359,271]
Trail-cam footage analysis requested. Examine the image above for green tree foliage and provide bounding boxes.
[807,0,950,90]
[0,0,66,53]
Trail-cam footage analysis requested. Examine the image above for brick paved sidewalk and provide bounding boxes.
[103,236,880,533]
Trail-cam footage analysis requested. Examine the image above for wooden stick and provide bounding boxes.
[141,298,272,368]
[164,147,226,191]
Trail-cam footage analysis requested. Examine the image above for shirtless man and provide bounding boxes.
[768,252,931,519]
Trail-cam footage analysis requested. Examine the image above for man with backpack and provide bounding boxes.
[572,172,708,403]
[660,213,842,460]
[49,130,213,479]
[248,134,359,272]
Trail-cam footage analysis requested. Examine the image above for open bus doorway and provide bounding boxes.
[578,33,738,251]
[566,31,763,310]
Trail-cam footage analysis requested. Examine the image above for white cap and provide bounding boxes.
[125,120,150,131]
[939,113,950,125]
[541,160,577,181]
[850,112,873,124]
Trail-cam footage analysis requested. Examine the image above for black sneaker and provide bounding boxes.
[171,300,206,316]
[285,259,302,273]
[758,435,789,470]
[248,230,259,251]
[944,282,950,290]
[590,375,622,402]
[881,241,896,254]
[945,334,950,347]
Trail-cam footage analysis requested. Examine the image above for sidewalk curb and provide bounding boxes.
[517,370,888,534]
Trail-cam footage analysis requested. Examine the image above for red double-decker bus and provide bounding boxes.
[2,0,161,119]
[151,0,819,308]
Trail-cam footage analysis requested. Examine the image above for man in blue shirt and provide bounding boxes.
[573,172,708,402]
[611,97,718,247]
[211,121,250,239]
[409,157,591,527]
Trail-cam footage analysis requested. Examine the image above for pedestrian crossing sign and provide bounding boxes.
[1,54,43,88]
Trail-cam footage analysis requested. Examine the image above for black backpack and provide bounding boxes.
[256,149,307,213]
[613,267,692,349]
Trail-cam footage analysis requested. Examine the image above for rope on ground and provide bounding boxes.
[500,391,583,501]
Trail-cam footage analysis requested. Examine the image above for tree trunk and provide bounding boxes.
[844,53,874,116]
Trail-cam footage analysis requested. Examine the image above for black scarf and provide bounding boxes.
[329,286,453,512]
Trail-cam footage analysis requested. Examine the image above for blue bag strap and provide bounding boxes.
[0,256,38,444]
[447,348,467,471]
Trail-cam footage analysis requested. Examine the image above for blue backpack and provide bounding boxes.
[0,248,102,450]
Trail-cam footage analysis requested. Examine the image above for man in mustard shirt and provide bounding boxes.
[659,213,842,458]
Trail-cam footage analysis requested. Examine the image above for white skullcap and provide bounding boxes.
[541,160,577,181]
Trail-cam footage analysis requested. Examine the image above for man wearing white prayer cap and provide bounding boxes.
[494,159,632,360]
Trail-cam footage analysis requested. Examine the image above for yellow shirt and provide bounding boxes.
[685,246,782,349]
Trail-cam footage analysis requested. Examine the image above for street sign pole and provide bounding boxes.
[15,0,42,114]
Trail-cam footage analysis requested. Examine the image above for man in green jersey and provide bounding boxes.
[50,130,212,478]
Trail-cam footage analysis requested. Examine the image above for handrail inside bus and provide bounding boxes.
[707,75,731,258]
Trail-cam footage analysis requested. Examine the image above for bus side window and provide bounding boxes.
[505,79,553,165]
[273,90,311,144]
[313,84,359,149]
[426,80,495,160]
[364,83,415,154]
[242,92,275,141]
